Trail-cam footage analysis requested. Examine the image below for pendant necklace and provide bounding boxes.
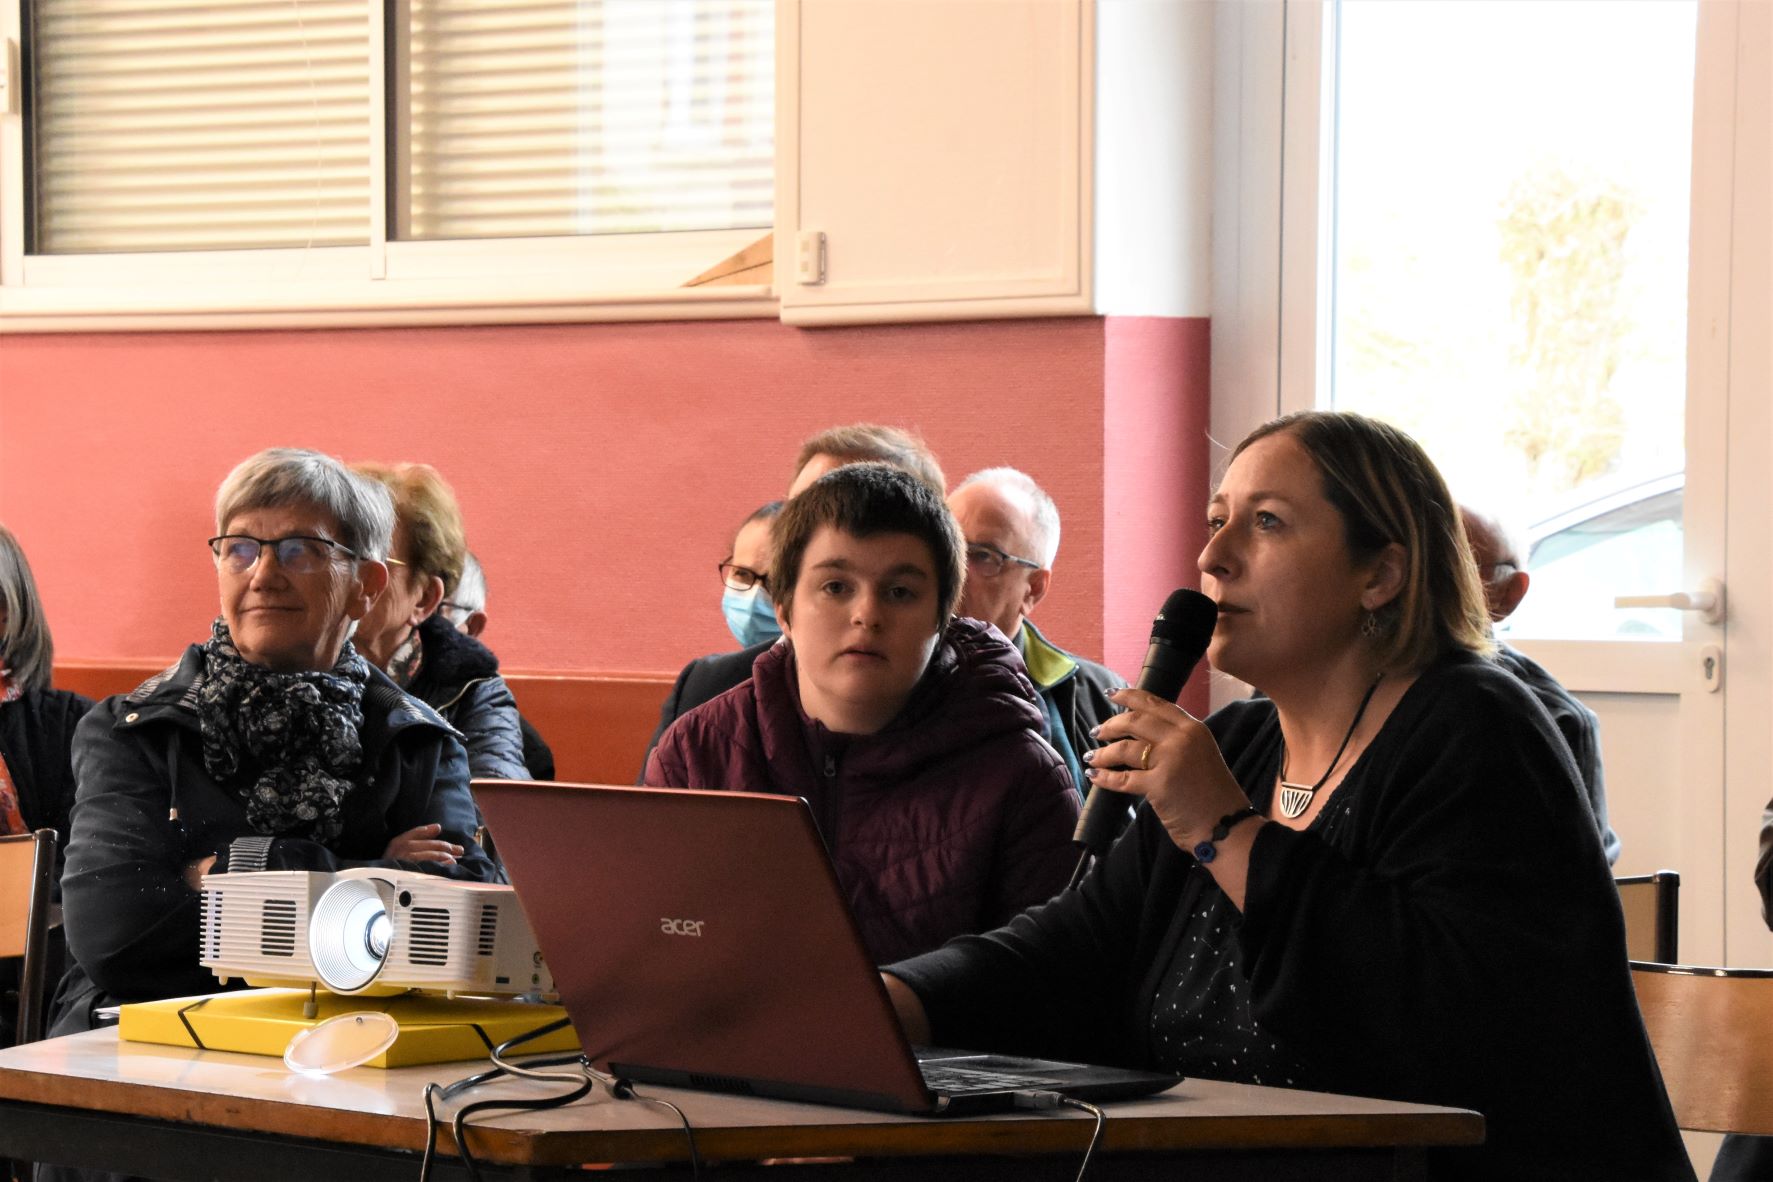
[1276,675,1383,820]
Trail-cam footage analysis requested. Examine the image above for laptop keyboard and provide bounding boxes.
[920,1063,1065,1094]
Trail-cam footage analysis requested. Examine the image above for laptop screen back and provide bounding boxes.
[472,781,934,1112]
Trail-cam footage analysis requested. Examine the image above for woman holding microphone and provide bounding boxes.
[884,411,1689,1181]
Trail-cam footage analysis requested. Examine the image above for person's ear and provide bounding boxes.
[464,610,488,639]
[775,601,792,641]
[1494,569,1530,621]
[1022,567,1052,616]
[348,560,391,621]
[1362,542,1408,612]
[412,574,446,624]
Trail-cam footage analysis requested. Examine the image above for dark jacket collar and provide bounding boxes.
[409,613,501,709]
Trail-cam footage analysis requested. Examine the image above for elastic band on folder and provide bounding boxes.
[176,997,214,1050]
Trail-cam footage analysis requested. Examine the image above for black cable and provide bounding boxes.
[452,1075,595,1182]
[417,1016,584,1182]
[1057,1097,1106,1182]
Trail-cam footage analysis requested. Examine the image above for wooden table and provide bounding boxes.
[0,1030,1482,1180]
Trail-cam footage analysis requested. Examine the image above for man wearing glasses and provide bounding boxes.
[1463,503,1619,865]
[948,468,1124,799]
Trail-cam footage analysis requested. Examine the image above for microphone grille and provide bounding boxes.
[1152,588,1218,645]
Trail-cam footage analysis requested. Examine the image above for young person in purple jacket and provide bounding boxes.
[645,463,1080,965]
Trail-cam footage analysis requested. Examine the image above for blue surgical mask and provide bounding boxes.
[721,584,782,648]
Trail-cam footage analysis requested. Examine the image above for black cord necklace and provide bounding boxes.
[1277,674,1383,820]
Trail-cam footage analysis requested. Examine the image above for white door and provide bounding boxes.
[1210,0,1770,984]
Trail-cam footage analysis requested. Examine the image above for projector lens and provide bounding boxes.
[365,911,391,960]
[309,878,395,993]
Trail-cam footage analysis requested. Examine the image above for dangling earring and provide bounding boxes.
[1360,610,1380,639]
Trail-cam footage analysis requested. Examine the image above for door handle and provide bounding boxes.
[1614,577,1726,625]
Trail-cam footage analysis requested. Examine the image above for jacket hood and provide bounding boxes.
[752,616,1047,783]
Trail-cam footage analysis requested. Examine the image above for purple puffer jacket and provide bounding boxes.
[645,617,1081,964]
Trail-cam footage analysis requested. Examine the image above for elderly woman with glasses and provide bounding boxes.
[49,449,496,1036]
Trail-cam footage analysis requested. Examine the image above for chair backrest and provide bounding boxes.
[503,672,673,785]
[1617,870,1680,963]
[0,830,57,1045]
[1632,962,1773,1134]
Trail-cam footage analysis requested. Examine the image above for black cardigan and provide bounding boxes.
[889,651,1692,1182]
[0,687,93,853]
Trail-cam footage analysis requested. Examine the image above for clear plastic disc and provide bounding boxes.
[283,1010,400,1076]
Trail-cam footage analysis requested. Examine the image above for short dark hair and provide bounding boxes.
[1231,410,1492,669]
[792,424,946,495]
[771,463,965,628]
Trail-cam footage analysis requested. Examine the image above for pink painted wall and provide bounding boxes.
[1102,316,1212,718]
[1,318,1140,677]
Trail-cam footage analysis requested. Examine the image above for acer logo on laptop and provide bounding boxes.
[660,918,705,937]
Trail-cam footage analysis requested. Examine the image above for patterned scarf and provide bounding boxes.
[197,618,371,842]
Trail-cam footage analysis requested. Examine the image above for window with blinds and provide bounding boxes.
[27,0,373,253]
[25,0,773,256]
[401,1,773,241]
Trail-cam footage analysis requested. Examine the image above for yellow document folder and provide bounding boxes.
[120,988,578,1068]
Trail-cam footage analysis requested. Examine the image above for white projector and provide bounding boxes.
[200,868,553,998]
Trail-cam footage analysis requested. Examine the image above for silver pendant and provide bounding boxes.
[1278,781,1315,820]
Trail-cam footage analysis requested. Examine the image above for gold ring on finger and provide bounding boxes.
[1139,742,1153,772]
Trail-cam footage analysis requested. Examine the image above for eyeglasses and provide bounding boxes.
[208,534,358,576]
[1478,561,1519,584]
[965,541,1042,578]
[719,562,768,592]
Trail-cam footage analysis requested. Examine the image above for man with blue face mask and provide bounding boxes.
[719,502,783,648]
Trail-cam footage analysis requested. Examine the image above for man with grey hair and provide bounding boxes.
[439,551,488,639]
[1463,502,1619,864]
[948,468,1125,798]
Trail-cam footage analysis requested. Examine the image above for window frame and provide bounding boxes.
[0,0,777,332]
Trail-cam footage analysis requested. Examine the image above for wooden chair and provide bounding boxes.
[1617,870,1680,963]
[1631,962,1773,1135]
[0,830,56,1048]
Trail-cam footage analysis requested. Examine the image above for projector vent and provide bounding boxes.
[408,906,451,965]
[260,898,297,958]
[477,904,498,957]
[201,892,221,960]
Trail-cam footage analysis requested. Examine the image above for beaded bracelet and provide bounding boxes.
[1192,806,1261,864]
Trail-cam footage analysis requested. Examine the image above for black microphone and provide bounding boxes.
[1071,588,1218,860]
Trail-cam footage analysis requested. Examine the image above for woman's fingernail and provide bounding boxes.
[1088,725,1101,738]
[1085,769,1100,780]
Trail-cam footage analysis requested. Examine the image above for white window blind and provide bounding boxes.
[400,0,773,241]
[28,0,372,254]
